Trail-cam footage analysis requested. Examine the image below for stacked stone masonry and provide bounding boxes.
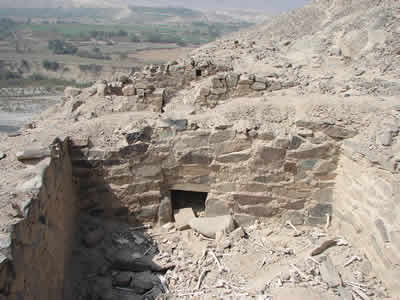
[88,58,293,113]
[0,139,79,300]
[72,124,340,228]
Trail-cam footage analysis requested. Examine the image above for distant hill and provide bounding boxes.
[0,0,310,13]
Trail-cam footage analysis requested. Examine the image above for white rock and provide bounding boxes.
[189,215,236,238]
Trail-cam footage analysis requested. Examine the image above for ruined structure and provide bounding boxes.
[0,0,399,299]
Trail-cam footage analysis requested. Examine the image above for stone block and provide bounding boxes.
[136,88,145,97]
[258,130,275,141]
[96,83,108,96]
[174,208,196,230]
[135,165,161,178]
[205,198,233,216]
[189,215,236,238]
[300,159,318,170]
[122,84,136,96]
[309,204,332,218]
[236,84,252,96]
[238,204,278,217]
[209,130,236,144]
[212,183,237,193]
[136,204,159,222]
[283,211,304,225]
[214,139,251,155]
[284,162,297,174]
[272,187,310,199]
[238,182,271,193]
[210,87,227,95]
[159,119,188,131]
[305,216,325,225]
[313,188,333,203]
[177,165,210,177]
[211,77,226,88]
[287,143,333,159]
[216,151,251,163]
[119,143,149,159]
[297,128,313,137]
[379,131,393,146]
[233,214,257,226]
[284,199,306,210]
[226,72,240,88]
[314,160,337,175]
[375,219,390,243]
[230,227,247,241]
[255,75,268,84]
[16,148,51,161]
[258,146,286,165]
[125,127,152,144]
[268,80,282,91]
[251,82,267,90]
[288,135,304,150]
[254,173,287,183]
[178,150,211,165]
[199,87,210,97]
[158,197,173,225]
[322,125,357,139]
[319,256,341,288]
[233,193,273,206]
[238,74,254,85]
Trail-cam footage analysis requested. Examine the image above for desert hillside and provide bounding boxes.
[0,0,399,299]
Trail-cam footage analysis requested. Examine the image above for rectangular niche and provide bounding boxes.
[170,189,208,216]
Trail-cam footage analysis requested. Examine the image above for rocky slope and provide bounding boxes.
[0,0,400,299]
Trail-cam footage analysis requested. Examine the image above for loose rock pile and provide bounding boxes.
[70,207,390,300]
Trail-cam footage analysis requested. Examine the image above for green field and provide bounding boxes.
[0,7,252,88]
[19,21,244,45]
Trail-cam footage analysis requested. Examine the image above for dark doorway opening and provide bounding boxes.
[170,190,207,216]
[195,69,202,77]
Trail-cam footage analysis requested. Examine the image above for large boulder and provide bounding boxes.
[189,215,236,238]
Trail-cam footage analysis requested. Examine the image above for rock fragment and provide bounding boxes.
[174,208,196,231]
[319,256,342,288]
[16,148,51,161]
[189,215,236,238]
[379,130,393,146]
[110,249,172,272]
[158,198,173,226]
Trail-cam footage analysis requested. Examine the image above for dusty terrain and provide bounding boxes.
[0,0,399,299]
